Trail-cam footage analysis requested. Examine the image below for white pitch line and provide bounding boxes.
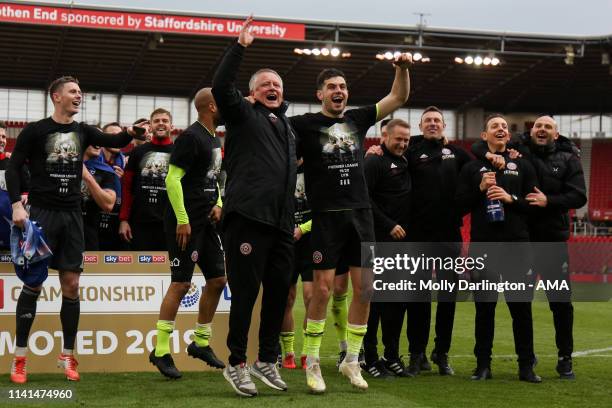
[572,346,612,356]
[323,346,612,360]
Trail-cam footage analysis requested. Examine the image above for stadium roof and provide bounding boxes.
[1,1,611,113]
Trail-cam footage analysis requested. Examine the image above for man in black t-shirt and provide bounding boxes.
[81,145,116,250]
[279,163,314,370]
[291,62,411,393]
[149,88,227,378]
[6,76,144,384]
[119,108,173,250]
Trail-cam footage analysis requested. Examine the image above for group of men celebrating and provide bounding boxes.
[6,15,585,398]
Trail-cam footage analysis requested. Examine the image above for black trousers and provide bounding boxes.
[223,214,293,366]
[364,301,411,363]
[404,238,461,355]
[471,243,535,367]
[473,301,535,367]
[532,241,573,357]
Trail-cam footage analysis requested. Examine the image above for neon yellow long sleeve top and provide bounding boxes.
[165,164,224,224]
[165,164,189,224]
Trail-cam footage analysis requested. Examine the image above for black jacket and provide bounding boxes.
[364,144,411,241]
[406,136,472,240]
[212,43,297,233]
[456,151,538,242]
[472,135,587,241]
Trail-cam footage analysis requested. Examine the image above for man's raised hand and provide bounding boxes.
[393,52,413,69]
[238,15,255,47]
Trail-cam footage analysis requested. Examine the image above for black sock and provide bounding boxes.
[60,296,80,350]
[15,287,41,348]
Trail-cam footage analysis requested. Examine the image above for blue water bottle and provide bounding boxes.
[486,198,505,222]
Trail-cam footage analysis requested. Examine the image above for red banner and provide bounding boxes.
[0,2,305,40]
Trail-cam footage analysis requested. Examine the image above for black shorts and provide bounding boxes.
[132,221,167,251]
[29,206,84,272]
[292,236,313,284]
[165,217,226,282]
[311,208,375,270]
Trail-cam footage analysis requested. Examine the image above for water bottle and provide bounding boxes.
[486,198,505,222]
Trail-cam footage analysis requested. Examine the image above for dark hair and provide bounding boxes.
[48,76,79,100]
[535,113,555,120]
[483,113,506,131]
[380,118,392,128]
[386,118,410,134]
[150,108,172,122]
[0,120,6,130]
[133,118,148,125]
[316,68,346,89]
[420,106,444,121]
[102,122,122,132]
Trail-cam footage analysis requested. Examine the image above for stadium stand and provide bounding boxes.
[589,140,612,217]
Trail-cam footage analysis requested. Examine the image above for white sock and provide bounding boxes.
[62,348,73,356]
[15,347,27,357]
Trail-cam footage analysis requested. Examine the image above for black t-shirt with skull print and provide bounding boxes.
[124,142,173,224]
[291,105,377,212]
[6,117,132,210]
[168,121,221,229]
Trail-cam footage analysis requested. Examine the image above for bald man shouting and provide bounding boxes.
[149,88,227,379]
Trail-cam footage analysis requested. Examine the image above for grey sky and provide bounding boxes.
[34,0,612,36]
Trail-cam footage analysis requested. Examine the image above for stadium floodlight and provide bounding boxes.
[483,57,492,65]
[377,50,428,63]
[296,47,346,58]
[491,57,500,66]
[474,56,483,65]
[465,56,474,64]
[454,57,464,64]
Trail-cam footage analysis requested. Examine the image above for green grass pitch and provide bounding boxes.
[9,289,612,408]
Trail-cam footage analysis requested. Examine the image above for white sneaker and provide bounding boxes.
[339,360,368,390]
[305,360,326,394]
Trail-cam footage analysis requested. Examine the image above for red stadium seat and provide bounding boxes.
[589,140,612,218]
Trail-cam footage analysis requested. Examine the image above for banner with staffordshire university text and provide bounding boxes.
[0,2,305,40]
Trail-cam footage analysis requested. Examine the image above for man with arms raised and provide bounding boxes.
[291,56,411,393]
[212,17,296,397]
